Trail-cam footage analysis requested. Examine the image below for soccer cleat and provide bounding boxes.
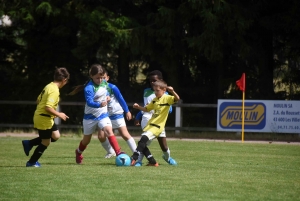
[26,161,41,167]
[22,140,33,156]
[162,155,178,165]
[146,162,159,167]
[130,157,136,166]
[105,152,116,158]
[75,149,83,164]
[134,161,143,167]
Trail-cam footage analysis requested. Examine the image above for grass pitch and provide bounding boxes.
[0,136,299,201]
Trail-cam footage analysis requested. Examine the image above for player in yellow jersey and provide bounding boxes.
[130,80,180,166]
[22,67,70,167]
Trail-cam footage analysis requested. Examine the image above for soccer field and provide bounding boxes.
[0,136,299,201]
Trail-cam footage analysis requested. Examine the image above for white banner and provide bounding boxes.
[217,99,300,133]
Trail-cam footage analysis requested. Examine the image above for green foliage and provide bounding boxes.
[35,2,53,16]
[1,0,300,106]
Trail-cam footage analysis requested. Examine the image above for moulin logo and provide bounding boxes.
[219,102,266,129]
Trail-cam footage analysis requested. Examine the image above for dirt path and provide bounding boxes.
[1,132,299,145]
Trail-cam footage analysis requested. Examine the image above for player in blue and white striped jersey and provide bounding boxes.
[97,70,137,158]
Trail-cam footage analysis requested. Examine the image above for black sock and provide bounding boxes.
[143,146,156,164]
[28,144,47,163]
[29,137,41,146]
[131,151,140,161]
[131,135,149,160]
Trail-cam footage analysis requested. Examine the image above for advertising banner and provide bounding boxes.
[217,100,300,133]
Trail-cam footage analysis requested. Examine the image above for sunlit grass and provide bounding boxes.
[0,137,299,201]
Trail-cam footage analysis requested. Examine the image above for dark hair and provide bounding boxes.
[54,67,70,82]
[89,64,105,76]
[148,70,163,80]
[68,64,105,95]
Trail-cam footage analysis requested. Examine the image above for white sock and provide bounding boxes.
[126,137,137,153]
[163,148,170,161]
[101,138,115,154]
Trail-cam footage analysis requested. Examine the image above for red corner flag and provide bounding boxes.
[236,73,245,92]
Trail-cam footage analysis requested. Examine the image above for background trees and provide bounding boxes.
[1,0,300,125]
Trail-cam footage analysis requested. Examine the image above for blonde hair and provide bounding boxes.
[152,80,167,89]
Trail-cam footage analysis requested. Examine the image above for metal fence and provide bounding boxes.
[0,101,217,132]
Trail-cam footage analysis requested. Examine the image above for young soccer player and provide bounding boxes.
[22,67,70,167]
[97,70,137,158]
[131,80,180,166]
[134,70,177,166]
[73,64,124,164]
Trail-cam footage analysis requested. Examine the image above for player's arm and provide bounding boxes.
[164,91,172,113]
[134,111,143,126]
[110,84,132,120]
[84,87,102,108]
[167,86,180,102]
[45,106,69,121]
[111,84,130,113]
[133,103,149,112]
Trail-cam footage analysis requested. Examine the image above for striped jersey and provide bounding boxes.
[104,81,129,120]
[83,80,108,120]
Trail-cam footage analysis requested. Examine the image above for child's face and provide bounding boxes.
[153,85,166,98]
[149,75,161,89]
[91,73,104,85]
[102,73,109,81]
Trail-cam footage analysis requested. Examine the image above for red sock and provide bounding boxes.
[78,141,87,153]
[108,136,121,155]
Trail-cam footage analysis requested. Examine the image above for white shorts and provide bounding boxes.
[141,118,166,138]
[83,117,112,135]
[110,117,126,129]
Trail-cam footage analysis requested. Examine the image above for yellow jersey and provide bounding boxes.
[143,94,176,136]
[33,82,59,130]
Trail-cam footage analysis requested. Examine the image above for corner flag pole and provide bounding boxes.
[236,73,246,143]
[242,89,245,143]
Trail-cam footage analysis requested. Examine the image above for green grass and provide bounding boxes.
[0,136,300,201]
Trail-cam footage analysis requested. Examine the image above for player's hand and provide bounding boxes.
[133,103,139,109]
[58,112,69,121]
[167,86,174,92]
[101,101,107,107]
[125,112,132,121]
[134,119,140,126]
[106,96,111,102]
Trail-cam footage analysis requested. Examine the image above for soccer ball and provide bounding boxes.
[115,153,131,167]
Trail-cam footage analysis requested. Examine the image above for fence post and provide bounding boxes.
[175,100,182,134]
[54,104,61,126]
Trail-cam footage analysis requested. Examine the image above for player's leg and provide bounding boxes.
[157,134,177,165]
[100,117,123,156]
[51,128,60,142]
[143,146,159,166]
[75,119,96,164]
[22,128,60,156]
[135,117,149,166]
[97,129,115,158]
[22,137,40,156]
[26,127,53,167]
[134,139,152,167]
[131,131,156,166]
[114,117,136,153]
